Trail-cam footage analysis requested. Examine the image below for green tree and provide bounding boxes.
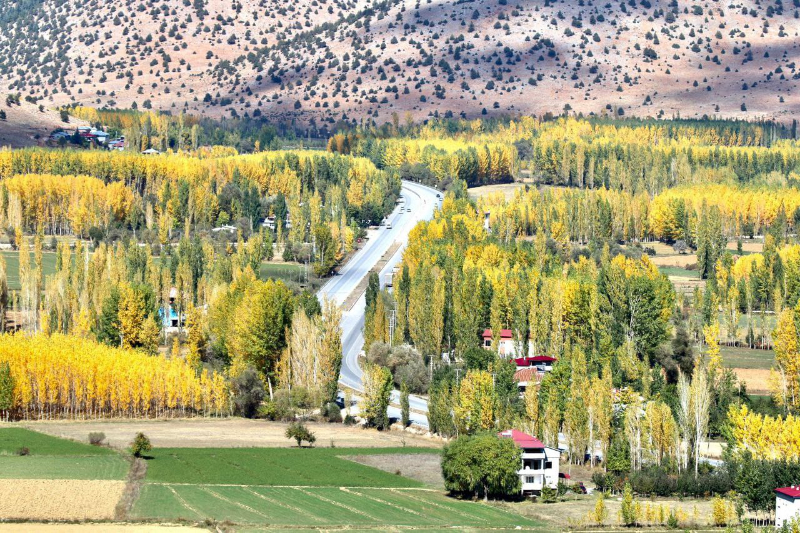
[361,364,393,429]
[620,482,639,526]
[400,380,410,427]
[0,362,14,420]
[285,421,316,447]
[312,224,337,277]
[441,433,522,500]
[131,432,152,458]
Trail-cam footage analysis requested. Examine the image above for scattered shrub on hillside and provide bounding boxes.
[16,446,29,456]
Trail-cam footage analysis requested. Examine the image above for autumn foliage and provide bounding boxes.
[0,333,229,420]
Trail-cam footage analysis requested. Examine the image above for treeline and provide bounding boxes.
[477,183,800,245]
[0,334,229,419]
[328,134,516,187]
[0,149,399,239]
[67,107,330,152]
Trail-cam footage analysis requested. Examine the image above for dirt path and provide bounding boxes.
[115,457,147,520]
[16,418,443,450]
[345,453,444,488]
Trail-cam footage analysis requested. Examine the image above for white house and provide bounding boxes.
[776,486,800,527]
[498,429,560,495]
[482,328,517,356]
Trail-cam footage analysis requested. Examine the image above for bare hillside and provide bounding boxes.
[0,0,798,124]
[0,99,88,148]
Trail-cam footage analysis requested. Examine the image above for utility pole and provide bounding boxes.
[388,308,396,346]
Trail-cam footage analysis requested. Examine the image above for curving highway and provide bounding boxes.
[317,180,440,427]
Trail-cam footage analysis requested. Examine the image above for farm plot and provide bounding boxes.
[131,485,539,528]
[131,447,544,529]
[143,447,431,486]
[0,479,125,520]
[0,427,128,520]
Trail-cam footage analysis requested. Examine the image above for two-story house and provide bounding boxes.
[498,429,560,495]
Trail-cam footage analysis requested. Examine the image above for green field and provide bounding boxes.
[0,427,116,455]
[721,345,776,370]
[144,447,430,486]
[0,251,58,291]
[258,262,309,284]
[0,455,128,479]
[0,251,308,291]
[132,485,539,528]
[658,266,701,279]
[133,446,544,529]
[0,427,127,480]
[0,430,544,529]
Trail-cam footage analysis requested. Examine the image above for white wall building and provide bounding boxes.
[498,429,560,495]
[776,486,800,527]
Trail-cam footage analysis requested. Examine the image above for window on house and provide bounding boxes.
[533,459,542,470]
[545,461,552,469]
[525,476,535,484]
[484,339,492,348]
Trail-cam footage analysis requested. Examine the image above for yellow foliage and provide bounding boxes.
[0,333,228,418]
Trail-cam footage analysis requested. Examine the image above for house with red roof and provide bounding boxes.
[776,485,800,527]
[482,328,516,356]
[498,429,560,495]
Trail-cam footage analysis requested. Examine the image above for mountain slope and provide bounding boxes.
[0,0,798,123]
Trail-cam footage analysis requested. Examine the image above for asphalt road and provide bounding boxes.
[317,180,440,427]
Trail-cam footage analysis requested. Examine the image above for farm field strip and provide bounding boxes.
[143,447,430,486]
[132,484,537,528]
[0,455,129,479]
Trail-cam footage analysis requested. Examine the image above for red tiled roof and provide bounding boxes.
[513,367,543,384]
[515,356,557,366]
[777,486,800,498]
[498,429,545,449]
[482,328,513,339]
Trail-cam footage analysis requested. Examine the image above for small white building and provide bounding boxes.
[776,486,800,527]
[498,429,560,495]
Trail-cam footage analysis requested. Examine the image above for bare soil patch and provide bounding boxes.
[21,418,443,450]
[727,240,764,253]
[346,453,444,488]
[0,479,124,520]
[0,525,202,532]
[733,368,771,395]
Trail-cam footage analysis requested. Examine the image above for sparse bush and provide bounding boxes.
[16,446,29,456]
[88,432,106,446]
[321,401,342,423]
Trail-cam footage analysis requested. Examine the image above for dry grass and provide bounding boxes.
[496,495,717,530]
[0,525,203,532]
[346,453,445,488]
[733,368,771,395]
[22,418,443,450]
[469,182,528,200]
[0,479,124,520]
[648,253,697,268]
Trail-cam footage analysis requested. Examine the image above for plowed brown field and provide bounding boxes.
[0,479,124,520]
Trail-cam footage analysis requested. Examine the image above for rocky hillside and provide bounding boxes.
[0,0,798,124]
